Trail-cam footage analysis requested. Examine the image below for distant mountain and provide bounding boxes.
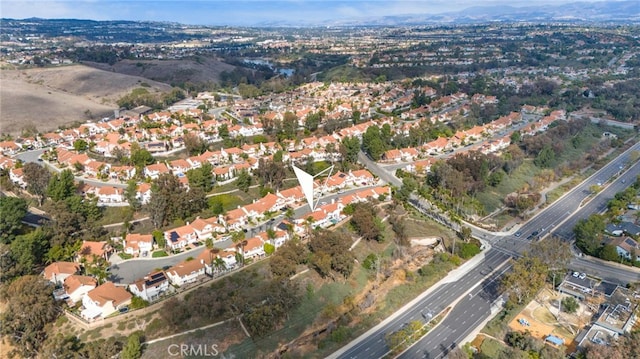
[327,1,640,26]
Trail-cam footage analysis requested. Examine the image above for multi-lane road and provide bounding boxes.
[333,141,640,359]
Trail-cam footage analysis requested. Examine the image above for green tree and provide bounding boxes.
[183,133,207,156]
[124,179,141,210]
[599,244,620,262]
[73,139,88,152]
[129,142,155,169]
[121,332,143,359]
[561,296,579,314]
[510,130,521,143]
[269,239,307,279]
[0,196,28,244]
[281,111,299,139]
[147,173,205,228]
[236,169,252,192]
[10,228,49,276]
[22,162,51,206]
[459,226,472,242]
[0,275,61,357]
[362,126,386,161]
[208,196,224,216]
[501,255,548,306]
[340,136,360,165]
[186,162,213,192]
[534,144,555,168]
[350,202,384,242]
[47,169,76,202]
[574,214,605,255]
[152,229,165,249]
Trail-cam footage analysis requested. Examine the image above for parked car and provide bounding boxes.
[579,273,587,280]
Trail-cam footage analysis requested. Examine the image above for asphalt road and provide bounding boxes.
[334,140,640,359]
[108,184,381,284]
[333,250,511,359]
[14,148,127,188]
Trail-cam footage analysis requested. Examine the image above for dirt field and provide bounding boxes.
[86,57,236,85]
[0,64,172,136]
[508,288,591,351]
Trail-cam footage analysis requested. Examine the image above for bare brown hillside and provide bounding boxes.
[85,57,236,85]
[0,64,172,136]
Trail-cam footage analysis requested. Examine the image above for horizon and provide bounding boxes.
[1,0,625,26]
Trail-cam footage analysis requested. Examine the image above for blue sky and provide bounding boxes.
[1,0,613,26]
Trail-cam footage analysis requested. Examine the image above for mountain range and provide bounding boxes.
[315,1,640,27]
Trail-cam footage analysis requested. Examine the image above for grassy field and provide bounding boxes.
[477,160,541,214]
[142,320,244,359]
[479,337,505,357]
[225,266,371,358]
[476,122,631,219]
[0,64,172,136]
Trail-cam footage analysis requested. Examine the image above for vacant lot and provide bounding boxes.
[0,64,172,135]
[85,57,236,85]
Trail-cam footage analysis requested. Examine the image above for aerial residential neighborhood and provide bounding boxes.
[2,2,640,359]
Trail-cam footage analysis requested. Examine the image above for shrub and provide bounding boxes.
[561,296,579,314]
[362,253,378,270]
[264,242,275,255]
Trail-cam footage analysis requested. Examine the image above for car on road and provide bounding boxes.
[531,231,539,237]
[514,231,522,237]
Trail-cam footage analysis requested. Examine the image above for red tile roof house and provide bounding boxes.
[323,172,349,192]
[0,140,20,155]
[143,163,170,180]
[166,258,206,287]
[136,183,152,205]
[188,217,219,240]
[124,233,154,257]
[96,186,124,204]
[81,281,132,320]
[129,271,170,301]
[277,186,305,206]
[9,167,26,188]
[240,236,266,260]
[382,149,402,163]
[164,224,198,252]
[348,169,376,186]
[43,261,80,285]
[299,209,331,232]
[168,158,193,175]
[63,275,97,305]
[77,241,113,263]
[201,248,238,275]
[220,208,248,232]
[256,229,290,248]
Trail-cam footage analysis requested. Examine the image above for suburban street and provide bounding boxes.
[108,183,380,283]
[14,148,128,188]
[333,140,640,359]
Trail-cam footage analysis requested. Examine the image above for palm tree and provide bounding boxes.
[213,257,226,275]
[266,228,277,246]
[235,239,248,266]
[208,247,220,276]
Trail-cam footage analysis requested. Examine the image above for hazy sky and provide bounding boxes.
[1,0,616,26]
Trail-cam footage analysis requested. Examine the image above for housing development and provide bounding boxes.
[1,7,640,359]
